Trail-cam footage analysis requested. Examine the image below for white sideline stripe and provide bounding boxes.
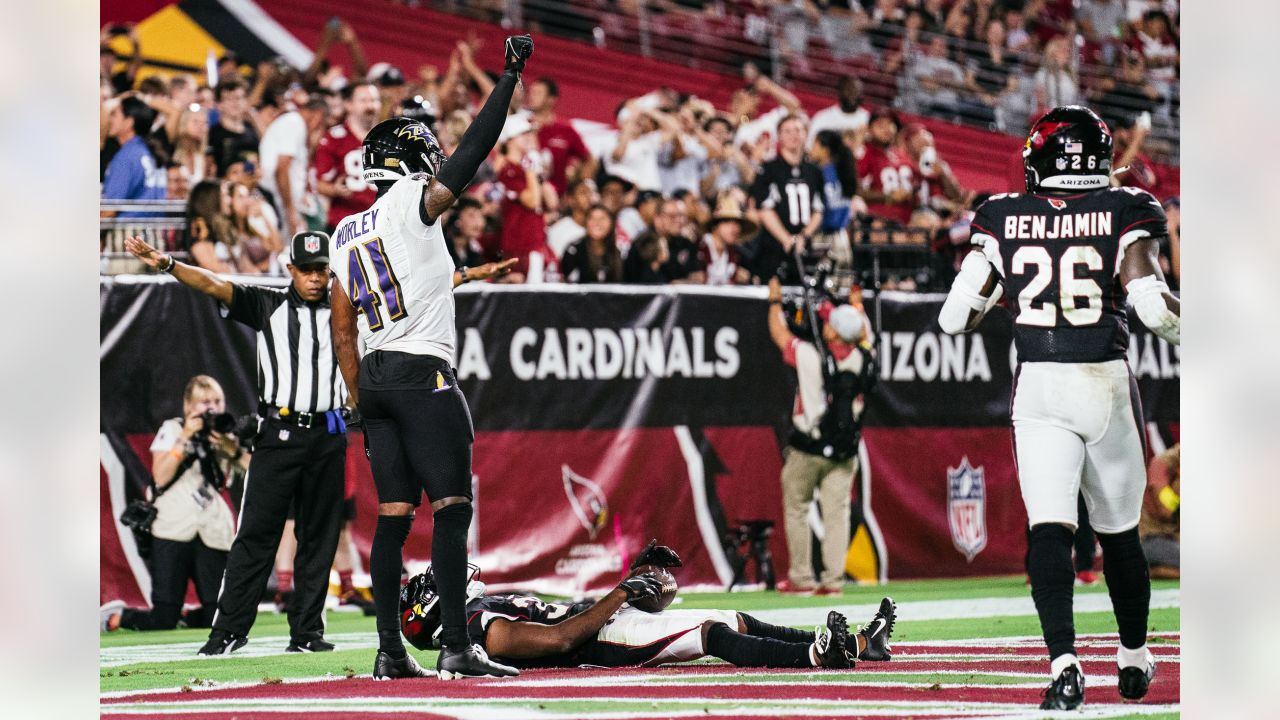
[217,0,314,70]
[101,435,153,602]
[100,698,1182,719]
[748,588,1180,627]
[674,426,735,587]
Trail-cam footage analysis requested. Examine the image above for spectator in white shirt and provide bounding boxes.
[808,76,870,147]
[258,96,327,236]
[604,101,682,192]
[1034,36,1081,112]
[546,177,599,259]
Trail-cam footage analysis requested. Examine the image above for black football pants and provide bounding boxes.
[211,417,347,642]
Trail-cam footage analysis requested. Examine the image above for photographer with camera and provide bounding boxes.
[126,231,350,655]
[103,376,245,632]
[766,275,876,596]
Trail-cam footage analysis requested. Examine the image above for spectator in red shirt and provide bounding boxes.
[496,114,557,279]
[856,109,917,226]
[527,77,596,196]
[313,81,381,231]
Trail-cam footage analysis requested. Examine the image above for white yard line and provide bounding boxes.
[749,589,1180,627]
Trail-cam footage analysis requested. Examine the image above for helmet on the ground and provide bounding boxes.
[1023,105,1113,192]
[400,564,486,650]
[362,117,447,187]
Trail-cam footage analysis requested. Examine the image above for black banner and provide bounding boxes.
[99,279,1179,434]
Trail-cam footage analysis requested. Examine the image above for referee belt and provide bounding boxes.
[261,404,337,429]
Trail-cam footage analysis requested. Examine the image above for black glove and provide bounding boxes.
[630,538,682,572]
[504,34,534,74]
[617,572,663,603]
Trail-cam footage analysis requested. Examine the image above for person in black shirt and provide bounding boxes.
[125,231,351,656]
[562,205,624,283]
[444,197,489,269]
[624,198,705,284]
[746,114,824,283]
[208,78,260,178]
[101,24,142,95]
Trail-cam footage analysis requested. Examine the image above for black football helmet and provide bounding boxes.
[362,117,447,187]
[1023,105,1113,193]
[400,563,485,650]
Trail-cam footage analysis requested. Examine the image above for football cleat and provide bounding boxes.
[1118,651,1157,701]
[436,644,520,680]
[1039,664,1085,710]
[286,637,336,652]
[776,580,816,595]
[1075,570,1101,586]
[857,597,897,661]
[813,611,855,669]
[372,650,431,680]
[197,629,248,656]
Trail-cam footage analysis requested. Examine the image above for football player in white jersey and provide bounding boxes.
[329,35,531,681]
[939,106,1179,710]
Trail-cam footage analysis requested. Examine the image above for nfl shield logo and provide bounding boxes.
[947,457,987,562]
[1055,157,1068,170]
[304,235,321,253]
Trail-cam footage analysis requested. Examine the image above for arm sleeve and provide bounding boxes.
[220,284,287,331]
[1117,188,1169,253]
[967,202,1005,276]
[436,71,520,196]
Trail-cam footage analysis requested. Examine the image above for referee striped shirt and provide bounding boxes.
[220,284,346,413]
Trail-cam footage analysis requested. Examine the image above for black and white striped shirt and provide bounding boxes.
[220,284,346,413]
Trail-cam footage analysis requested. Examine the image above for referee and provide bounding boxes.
[125,232,349,655]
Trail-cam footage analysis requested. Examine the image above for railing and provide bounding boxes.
[427,0,1178,165]
[100,199,189,275]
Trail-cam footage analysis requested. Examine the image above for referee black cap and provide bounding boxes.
[291,230,330,266]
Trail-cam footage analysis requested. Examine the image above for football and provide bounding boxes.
[628,564,678,613]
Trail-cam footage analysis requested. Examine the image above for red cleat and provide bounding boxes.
[1075,570,1101,586]
[776,580,816,595]
[813,586,843,597]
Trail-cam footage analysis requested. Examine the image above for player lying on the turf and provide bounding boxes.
[400,541,896,676]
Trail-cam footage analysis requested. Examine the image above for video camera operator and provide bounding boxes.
[765,274,876,595]
[125,231,350,655]
[103,376,246,632]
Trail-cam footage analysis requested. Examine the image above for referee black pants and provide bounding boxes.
[211,417,347,642]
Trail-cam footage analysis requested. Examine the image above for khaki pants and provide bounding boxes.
[780,446,856,590]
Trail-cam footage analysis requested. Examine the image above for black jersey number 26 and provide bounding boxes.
[1010,245,1104,327]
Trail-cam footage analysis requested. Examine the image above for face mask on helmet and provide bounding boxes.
[1023,105,1113,193]
[362,118,448,186]
[400,563,486,650]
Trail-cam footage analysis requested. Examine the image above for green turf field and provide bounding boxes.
[101,575,1180,719]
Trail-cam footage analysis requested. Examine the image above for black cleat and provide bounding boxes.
[1118,652,1157,701]
[813,611,855,669]
[857,597,897,661]
[436,644,520,680]
[373,650,431,680]
[197,629,248,656]
[1039,664,1085,710]
[286,637,336,652]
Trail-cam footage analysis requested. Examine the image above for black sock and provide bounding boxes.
[705,621,813,668]
[372,514,414,657]
[1027,523,1077,660]
[432,503,474,650]
[1097,527,1151,650]
[1074,495,1097,572]
[740,612,815,644]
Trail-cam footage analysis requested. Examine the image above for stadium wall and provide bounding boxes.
[100,279,1178,603]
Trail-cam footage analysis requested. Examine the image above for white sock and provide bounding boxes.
[808,642,820,667]
[1118,644,1152,669]
[1050,653,1080,679]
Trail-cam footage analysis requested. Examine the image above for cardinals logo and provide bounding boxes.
[562,464,609,540]
[947,457,987,562]
[1047,198,1068,210]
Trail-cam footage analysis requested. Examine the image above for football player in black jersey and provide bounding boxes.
[939,106,1179,710]
[400,541,896,673]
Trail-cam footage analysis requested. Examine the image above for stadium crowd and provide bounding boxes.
[100,0,1179,290]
